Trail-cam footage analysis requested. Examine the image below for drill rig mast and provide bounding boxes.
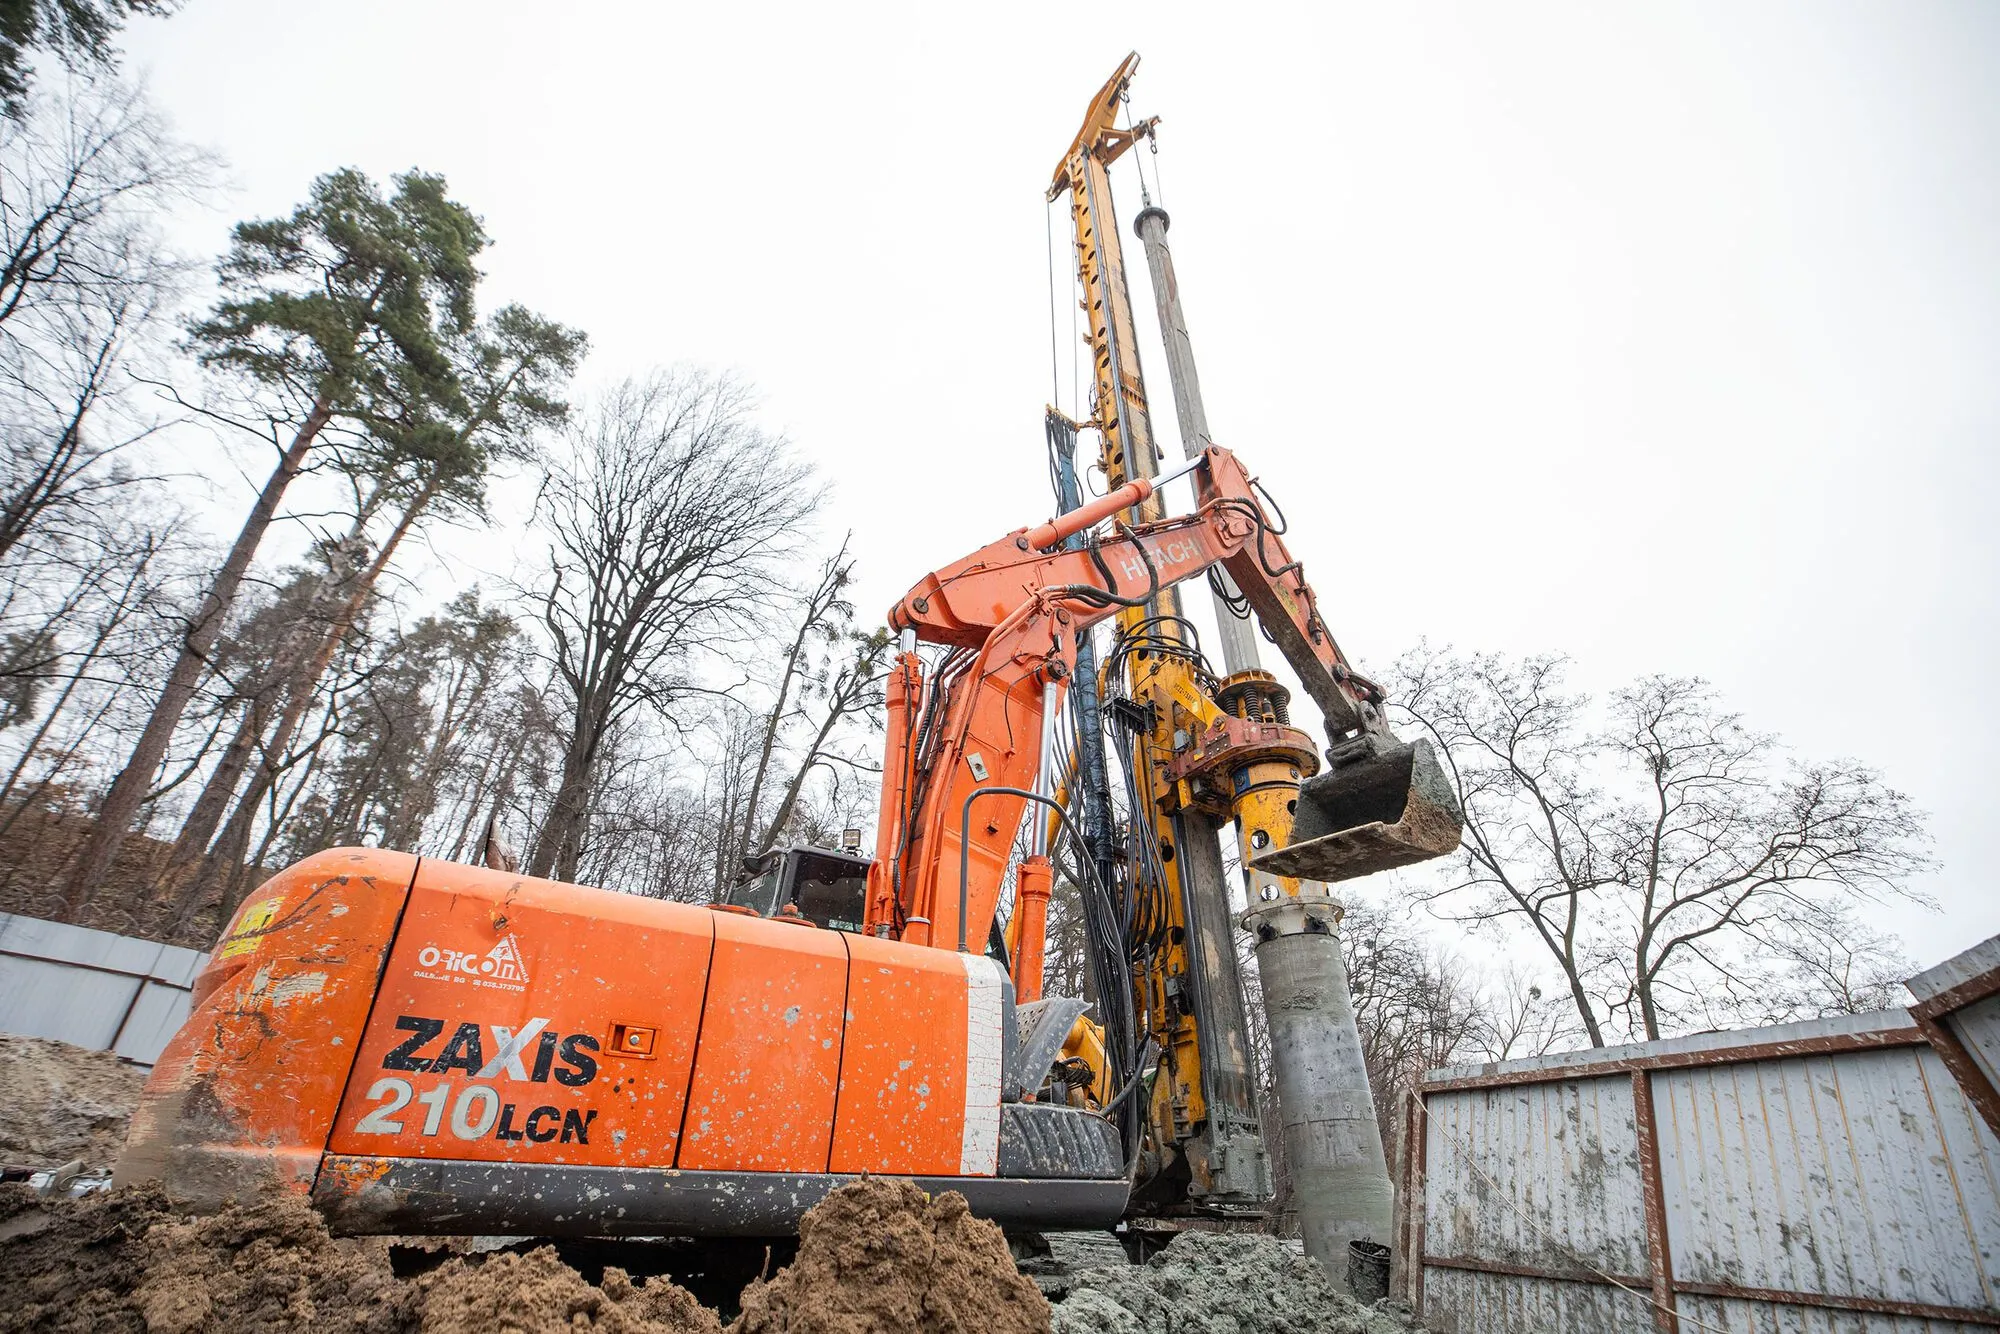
[1043,54,1462,1230]
[1044,55,1310,1212]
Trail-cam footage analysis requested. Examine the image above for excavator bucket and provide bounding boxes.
[1249,738,1463,883]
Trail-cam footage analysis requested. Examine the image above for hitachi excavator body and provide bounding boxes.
[120,443,1461,1237]
[122,848,1126,1234]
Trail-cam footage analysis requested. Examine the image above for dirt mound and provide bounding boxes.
[733,1178,1050,1333]
[0,1182,406,1333]
[418,1246,721,1333]
[0,1034,146,1170]
[0,1183,716,1333]
[1051,1231,1431,1334]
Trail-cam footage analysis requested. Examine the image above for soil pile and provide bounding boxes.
[419,1246,721,1334]
[0,1034,146,1170]
[0,1183,408,1333]
[733,1178,1050,1334]
[1050,1231,1431,1334]
[0,1184,717,1333]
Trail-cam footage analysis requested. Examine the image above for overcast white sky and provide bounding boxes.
[119,3,1996,968]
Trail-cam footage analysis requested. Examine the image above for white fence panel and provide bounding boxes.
[0,912,206,1068]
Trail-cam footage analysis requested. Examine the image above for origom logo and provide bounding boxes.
[417,934,530,984]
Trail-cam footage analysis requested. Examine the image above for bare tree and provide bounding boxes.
[1389,647,1934,1045]
[0,77,205,343]
[526,370,815,883]
[748,625,888,856]
[732,540,854,868]
[1478,962,1578,1061]
[732,542,891,863]
[0,79,207,584]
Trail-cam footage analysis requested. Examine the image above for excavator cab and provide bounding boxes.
[723,845,871,932]
[1250,736,1462,883]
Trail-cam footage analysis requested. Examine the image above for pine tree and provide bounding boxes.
[63,168,487,916]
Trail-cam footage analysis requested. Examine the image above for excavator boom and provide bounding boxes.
[867,445,1461,959]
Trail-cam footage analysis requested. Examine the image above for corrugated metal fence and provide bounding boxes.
[0,912,206,1069]
[1393,1007,2000,1332]
[1908,935,2000,1143]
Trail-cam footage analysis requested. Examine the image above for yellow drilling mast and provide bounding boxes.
[1047,53,1323,1212]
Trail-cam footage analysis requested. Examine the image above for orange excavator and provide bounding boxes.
[118,440,1461,1237]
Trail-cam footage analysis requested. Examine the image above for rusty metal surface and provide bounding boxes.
[1908,933,2000,1138]
[1423,1009,1926,1092]
[1408,1009,2000,1333]
[1629,1069,1678,1333]
[1252,739,1462,883]
[1421,1073,1653,1283]
[1420,1266,1658,1332]
[1654,1043,2000,1318]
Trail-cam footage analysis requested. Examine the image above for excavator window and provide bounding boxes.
[722,847,868,933]
[790,851,868,932]
[726,858,786,917]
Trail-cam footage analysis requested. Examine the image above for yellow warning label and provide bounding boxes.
[217,895,283,960]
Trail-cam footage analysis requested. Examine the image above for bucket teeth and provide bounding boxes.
[1248,738,1462,883]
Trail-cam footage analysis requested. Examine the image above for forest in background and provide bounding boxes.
[0,30,1941,1189]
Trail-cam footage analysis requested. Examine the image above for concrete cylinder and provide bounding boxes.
[1242,892,1392,1286]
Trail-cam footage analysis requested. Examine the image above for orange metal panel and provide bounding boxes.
[676,913,849,1172]
[117,849,419,1202]
[832,936,1003,1177]
[328,858,714,1169]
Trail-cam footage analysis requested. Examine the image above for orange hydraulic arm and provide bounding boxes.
[862,446,1392,961]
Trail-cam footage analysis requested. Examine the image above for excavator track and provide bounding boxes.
[1010,1228,1134,1298]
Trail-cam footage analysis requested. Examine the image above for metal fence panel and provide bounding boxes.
[1674,1294,1997,1333]
[1423,1074,1651,1277]
[1423,1266,1658,1333]
[1402,1007,2000,1333]
[1655,1046,2000,1314]
[0,912,206,1069]
[1908,935,2000,1140]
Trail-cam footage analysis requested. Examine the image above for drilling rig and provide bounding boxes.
[119,54,1461,1289]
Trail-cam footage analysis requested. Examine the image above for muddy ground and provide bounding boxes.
[0,1035,147,1171]
[0,1181,1432,1334]
[1054,1231,1432,1334]
[0,1184,723,1333]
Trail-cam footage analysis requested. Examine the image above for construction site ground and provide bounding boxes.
[0,1034,1435,1332]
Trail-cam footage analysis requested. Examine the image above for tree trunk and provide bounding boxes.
[164,506,375,882]
[184,484,431,920]
[527,719,598,883]
[1636,963,1662,1042]
[1562,966,1606,1048]
[60,398,334,919]
[158,702,265,886]
[755,706,844,858]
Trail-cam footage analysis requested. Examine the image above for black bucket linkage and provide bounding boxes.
[1249,737,1462,883]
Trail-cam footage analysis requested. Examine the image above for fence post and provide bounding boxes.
[1395,1087,1427,1311]
[1630,1069,1679,1333]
